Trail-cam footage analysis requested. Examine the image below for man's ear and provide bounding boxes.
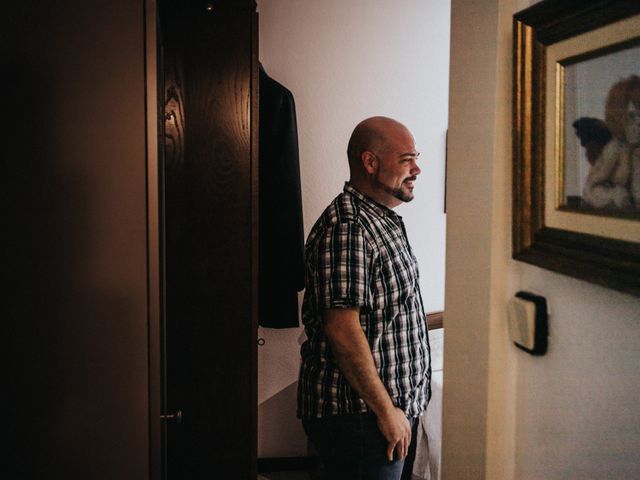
[362,151,377,174]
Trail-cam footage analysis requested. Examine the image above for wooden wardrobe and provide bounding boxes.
[159,0,259,477]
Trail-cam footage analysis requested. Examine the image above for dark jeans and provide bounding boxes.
[302,413,414,480]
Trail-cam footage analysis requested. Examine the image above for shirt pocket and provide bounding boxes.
[372,245,419,313]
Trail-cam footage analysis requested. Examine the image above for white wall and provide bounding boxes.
[443,0,640,478]
[257,0,451,457]
[512,267,640,479]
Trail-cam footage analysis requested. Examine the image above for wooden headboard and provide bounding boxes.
[427,311,444,330]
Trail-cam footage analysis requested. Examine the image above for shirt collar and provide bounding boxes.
[344,182,401,220]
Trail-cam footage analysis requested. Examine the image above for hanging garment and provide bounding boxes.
[258,65,305,328]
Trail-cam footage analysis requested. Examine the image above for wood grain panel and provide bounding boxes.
[160,1,258,478]
[427,311,444,330]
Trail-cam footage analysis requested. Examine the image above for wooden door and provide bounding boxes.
[159,1,258,477]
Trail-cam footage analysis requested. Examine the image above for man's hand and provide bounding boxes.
[376,406,412,461]
[324,307,411,462]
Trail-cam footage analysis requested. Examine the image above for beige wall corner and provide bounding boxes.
[443,0,525,477]
[445,0,640,479]
[442,0,499,477]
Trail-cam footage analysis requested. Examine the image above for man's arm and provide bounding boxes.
[324,307,411,461]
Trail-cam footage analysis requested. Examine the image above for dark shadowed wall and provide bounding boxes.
[4,2,151,478]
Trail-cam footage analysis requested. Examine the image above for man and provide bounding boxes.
[297,116,431,479]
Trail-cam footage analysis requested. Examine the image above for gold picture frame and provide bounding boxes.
[513,0,640,296]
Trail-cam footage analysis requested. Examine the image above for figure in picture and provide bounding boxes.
[573,74,640,210]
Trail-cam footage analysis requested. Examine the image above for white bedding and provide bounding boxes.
[412,329,443,480]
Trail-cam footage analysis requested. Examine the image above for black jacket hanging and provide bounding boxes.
[258,65,305,328]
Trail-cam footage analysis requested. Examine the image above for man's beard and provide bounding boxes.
[374,175,416,202]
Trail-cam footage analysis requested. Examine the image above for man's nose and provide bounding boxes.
[411,162,421,176]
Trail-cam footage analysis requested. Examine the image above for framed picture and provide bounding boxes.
[513,0,640,296]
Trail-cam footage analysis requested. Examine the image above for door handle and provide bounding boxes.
[161,409,183,424]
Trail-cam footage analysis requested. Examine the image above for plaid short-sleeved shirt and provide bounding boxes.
[297,183,431,419]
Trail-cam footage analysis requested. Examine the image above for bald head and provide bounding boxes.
[347,116,410,176]
[346,116,420,208]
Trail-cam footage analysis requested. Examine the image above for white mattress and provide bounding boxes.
[412,328,443,480]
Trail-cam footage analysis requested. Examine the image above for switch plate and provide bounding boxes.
[507,291,548,355]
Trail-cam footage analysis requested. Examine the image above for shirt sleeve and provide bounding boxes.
[316,221,372,312]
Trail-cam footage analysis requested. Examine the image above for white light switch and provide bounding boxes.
[507,292,548,355]
[507,297,536,350]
